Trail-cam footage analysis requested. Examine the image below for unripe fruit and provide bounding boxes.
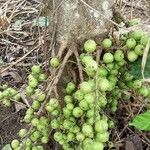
[79,100,89,110]
[73,90,84,101]
[130,30,144,41]
[0,91,3,100]
[25,138,32,147]
[140,34,149,46]
[76,132,85,141]
[24,114,33,123]
[54,132,63,142]
[126,38,136,49]
[96,132,109,142]
[72,125,80,133]
[82,123,93,138]
[91,141,104,150]
[127,51,138,62]
[63,119,73,129]
[106,63,114,70]
[31,65,41,74]
[41,136,49,144]
[95,120,108,133]
[139,86,149,97]
[31,118,39,126]
[36,92,46,102]
[80,81,93,94]
[108,120,115,128]
[50,57,60,68]
[111,106,117,112]
[45,104,54,112]
[26,86,34,95]
[11,139,20,149]
[98,67,108,77]
[32,100,41,110]
[66,82,76,94]
[38,73,47,82]
[84,92,95,105]
[98,78,110,92]
[134,44,144,56]
[102,38,112,48]
[128,18,140,26]
[51,109,60,116]
[84,39,97,52]
[114,50,124,62]
[133,80,142,89]
[64,95,73,103]
[73,107,83,118]
[103,53,114,64]
[66,103,74,110]
[18,129,27,138]
[81,55,93,65]
[29,78,38,88]
[67,132,75,141]
[2,90,9,97]
[63,108,72,118]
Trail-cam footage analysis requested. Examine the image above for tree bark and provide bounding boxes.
[53,0,114,43]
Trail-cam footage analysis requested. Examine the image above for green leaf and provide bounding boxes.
[2,144,12,150]
[128,54,150,79]
[130,110,150,131]
[33,16,49,27]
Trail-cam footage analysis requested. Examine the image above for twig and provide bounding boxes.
[0,44,41,74]
[74,48,84,82]
[94,48,102,124]
[37,48,73,115]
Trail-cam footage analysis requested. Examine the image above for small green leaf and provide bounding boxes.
[33,16,49,27]
[2,144,12,150]
[128,54,150,79]
[130,110,150,131]
[12,20,22,30]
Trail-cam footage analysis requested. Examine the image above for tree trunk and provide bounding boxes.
[53,0,114,43]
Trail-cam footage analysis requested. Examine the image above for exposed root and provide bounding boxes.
[37,47,73,115]
[74,48,84,82]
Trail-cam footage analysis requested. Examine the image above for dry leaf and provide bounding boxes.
[141,40,150,79]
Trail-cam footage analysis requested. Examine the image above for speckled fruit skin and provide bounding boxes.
[102,38,112,48]
[84,39,97,52]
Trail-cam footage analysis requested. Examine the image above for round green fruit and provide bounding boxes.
[90,141,104,150]
[18,129,27,138]
[73,107,83,118]
[114,50,124,62]
[80,81,93,94]
[126,38,136,49]
[140,34,149,46]
[84,39,97,52]
[130,30,144,41]
[73,90,84,101]
[79,100,89,110]
[50,57,60,68]
[11,139,20,149]
[41,136,49,144]
[134,44,144,56]
[76,132,85,141]
[139,86,149,97]
[127,51,138,62]
[102,38,112,48]
[82,123,93,138]
[96,132,109,142]
[103,53,114,64]
[98,78,110,92]
[94,120,108,133]
[133,80,142,89]
[31,65,41,74]
[32,100,41,110]
[64,95,73,103]
[98,67,108,77]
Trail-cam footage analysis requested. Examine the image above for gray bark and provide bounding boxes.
[54,0,114,43]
